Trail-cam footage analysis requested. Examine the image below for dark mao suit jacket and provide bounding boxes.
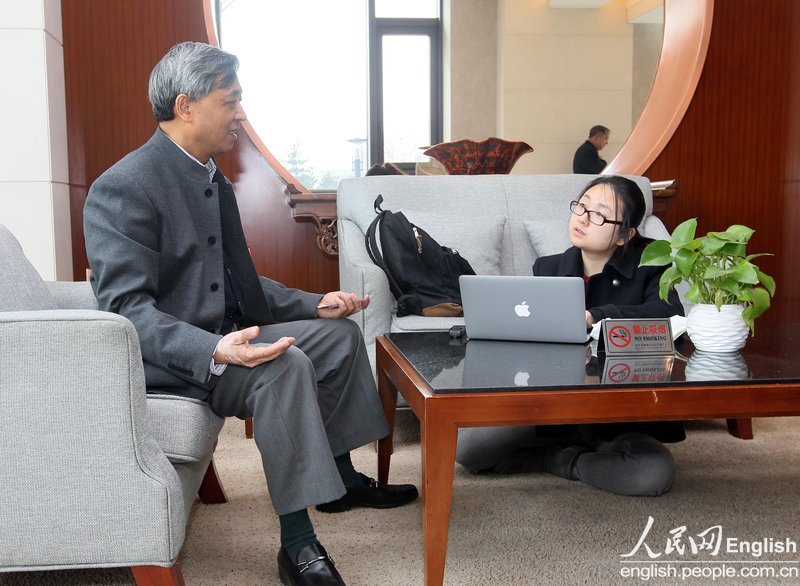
[84,129,320,399]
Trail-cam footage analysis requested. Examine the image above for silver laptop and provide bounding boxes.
[459,275,590,343]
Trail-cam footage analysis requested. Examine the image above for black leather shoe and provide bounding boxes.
[316,473,419,513]
[277,542,345,585]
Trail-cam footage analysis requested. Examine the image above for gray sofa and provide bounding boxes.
[0,225,225,585]
[337,174,672,369]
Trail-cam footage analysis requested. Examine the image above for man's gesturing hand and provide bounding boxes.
[213,326,295,367]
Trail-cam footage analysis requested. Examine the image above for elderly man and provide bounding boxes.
[84,41,417,586]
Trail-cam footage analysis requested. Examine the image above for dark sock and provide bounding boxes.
[334,452,366,486]
[279,509,317,563]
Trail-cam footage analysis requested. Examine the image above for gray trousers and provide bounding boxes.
[207,318,388,515]
[456,425,675,497]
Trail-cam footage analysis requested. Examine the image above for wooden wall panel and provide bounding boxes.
[644,0,800,326]
[63,0,339,294]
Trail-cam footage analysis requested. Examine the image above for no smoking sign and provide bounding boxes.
[600,318,674,356]
[608,325,633,349]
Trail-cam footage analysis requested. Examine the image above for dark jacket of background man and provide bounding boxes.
[573,139,607,174]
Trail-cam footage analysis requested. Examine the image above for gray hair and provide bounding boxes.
[148,41,239,122]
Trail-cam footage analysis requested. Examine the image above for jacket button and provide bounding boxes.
[612,279,621,287]
[208,236,216,245]
[210,283,219,291]
[205,188,213,197]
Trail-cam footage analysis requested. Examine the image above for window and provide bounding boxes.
[216,0,441,189]
[369,0,442,172]
[374,0,439,19]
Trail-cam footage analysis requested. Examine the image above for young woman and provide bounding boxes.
[455,175,684,496]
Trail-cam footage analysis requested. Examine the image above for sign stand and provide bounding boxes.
[598,318,675,385]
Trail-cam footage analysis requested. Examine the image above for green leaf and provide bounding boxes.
[674,248,698,278]
[741,308,755,335]
[730,263,759,285]
[670,218,697,247]
[725,224,755,242]
[748,286,771,318]
[658,266,681,300]
[758,270,776,296]
[704,265,735,279]
[639,240,672,267]
[742,287,771,334]
[699,237,727,255]
[716,277,741,296]
[706,230,736,242]
[746,252,773,262]
[685,282,702,303]
[719,241,747,258]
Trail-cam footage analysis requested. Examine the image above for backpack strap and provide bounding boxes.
[365,194,404,300]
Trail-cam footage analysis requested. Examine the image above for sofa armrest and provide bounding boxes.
[0,309,186,568]
[338,218,393,345]
[46,280,98,310]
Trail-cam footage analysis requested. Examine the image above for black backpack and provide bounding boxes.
[365,194,475,317]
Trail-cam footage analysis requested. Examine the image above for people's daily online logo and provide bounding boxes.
[619,516,799,581]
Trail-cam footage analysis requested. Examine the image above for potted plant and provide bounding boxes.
[639,218,776,352]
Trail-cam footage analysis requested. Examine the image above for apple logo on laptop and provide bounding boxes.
[514,301,531,317]
[514,371,530,386]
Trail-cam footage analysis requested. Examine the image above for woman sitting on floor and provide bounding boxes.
[455,175,685,496]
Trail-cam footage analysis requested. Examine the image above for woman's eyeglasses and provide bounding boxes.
[569,200,623,226]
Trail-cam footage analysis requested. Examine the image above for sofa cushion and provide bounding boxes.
[523,219,571,259]
[0,225,58,311]
[402,210,506,275]
[146,394,224,463]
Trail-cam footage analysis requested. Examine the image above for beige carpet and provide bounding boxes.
[2,414,799,585]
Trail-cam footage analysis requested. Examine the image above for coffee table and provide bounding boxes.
[375,329,800,586]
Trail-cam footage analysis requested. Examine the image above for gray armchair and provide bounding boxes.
[0,225,226,585]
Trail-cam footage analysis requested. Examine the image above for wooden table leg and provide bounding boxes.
[726,417,754,439]
[377,362,398,485]
[421,410,458,586]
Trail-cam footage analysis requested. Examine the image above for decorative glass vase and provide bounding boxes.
[422,137,533,175]
[686,303,749,352]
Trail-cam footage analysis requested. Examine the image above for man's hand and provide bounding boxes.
[585,310,595,331]
[316,291,371,319]
[213,326,294,367]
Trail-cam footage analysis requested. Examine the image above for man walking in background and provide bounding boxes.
[573,125,610,174]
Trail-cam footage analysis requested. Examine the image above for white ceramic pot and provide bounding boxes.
[686,303,749,352]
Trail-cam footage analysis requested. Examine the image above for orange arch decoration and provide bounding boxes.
[605,0,715,175]
[203,2,306,194]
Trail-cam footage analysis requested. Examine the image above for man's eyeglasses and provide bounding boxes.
[569,200,623,226]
